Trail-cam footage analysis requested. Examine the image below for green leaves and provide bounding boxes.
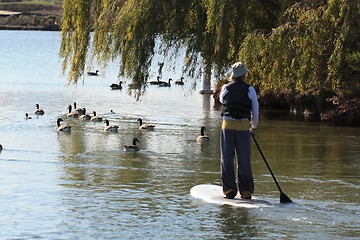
[239,0,358,109]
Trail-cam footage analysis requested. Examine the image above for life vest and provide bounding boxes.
[222,80,252,120]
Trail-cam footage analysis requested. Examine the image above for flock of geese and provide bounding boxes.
[0,101,209,153]
[0,73,205,154]
[87,69,185,90]
[87,70,184,90]
[108,76,185,90]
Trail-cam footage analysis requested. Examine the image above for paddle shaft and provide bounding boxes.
[250,133,293,203]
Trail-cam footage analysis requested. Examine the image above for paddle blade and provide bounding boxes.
[280,192,293,203]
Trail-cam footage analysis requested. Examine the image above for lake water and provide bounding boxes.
[0,30,359,239]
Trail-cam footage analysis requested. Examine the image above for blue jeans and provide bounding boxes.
[220,120,254,195]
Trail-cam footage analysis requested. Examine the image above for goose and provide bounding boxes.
[87,70,99,76]
[159,78,172,87]
[34,104,44,115]
[104,119,119,132]
[137,118,155,130]
[73,102,85,115]
[124,138,140,152]
[175,77,184,85]
[78,108,91,120]
[0,144,2,151]
[90,111,103,122]
[149,76,164,85]
[67,105,79,118]
[110,81,123,90]
[196,126,209,142]
[24,113,32,119]
[57,118,71,132]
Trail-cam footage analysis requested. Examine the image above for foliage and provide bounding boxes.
[60,0,359,125]
[60,0,286,98]
[239,0,359,117]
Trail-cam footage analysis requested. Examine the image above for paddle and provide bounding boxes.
[250,133,293,203]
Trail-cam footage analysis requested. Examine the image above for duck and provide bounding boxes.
[110,81,123,90]
[34,104,45,115]
[175,77,184,85]
[159,78,172,87]
[124,138,140,152]
[137,118,155,130]
[87,70,99,76]
[90,111,103,122]
[104,119,119,132]
[149,76,164,85]
[196,126,210,142]
[67,104,79,118]
[24,113,32,119]
[78,108,91,120]
[57,118,71,132]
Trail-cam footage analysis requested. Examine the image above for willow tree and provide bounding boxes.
[60,0,287,98]
[238,0,359,122]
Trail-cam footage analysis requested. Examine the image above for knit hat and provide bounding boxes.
[230,62,249,78]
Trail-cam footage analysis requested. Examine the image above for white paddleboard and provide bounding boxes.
[190,184,273,208]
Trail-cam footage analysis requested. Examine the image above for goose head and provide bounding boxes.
[200,126,206,136]
[25,113,32,119]
[35,104,44,115]
[137,118,143,126]
[124,138,140,152]
[197,126,209,142]
[57,118,63,127]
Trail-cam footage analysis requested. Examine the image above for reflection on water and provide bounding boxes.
[0,30,359,239]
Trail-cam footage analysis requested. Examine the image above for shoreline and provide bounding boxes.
[0,25,59,31]
[0,2,62,31]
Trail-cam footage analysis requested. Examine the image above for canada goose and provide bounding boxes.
[0,144,2,151]
[124,138,140,152]
[24,113,32,119]
[196,126,209,142]
[104,119,119,132]
[90,111,103,122]
[175,77,184,85]
[34,104,44,115]
[137,118,155,130]
[149,76,164,85]
[67,105,79,118]
[110,81,123,90]
[78,108,91,120]
[87,70,99,76]
[73,102,85,115]
[57,118,71,132]
[159,78,172,87]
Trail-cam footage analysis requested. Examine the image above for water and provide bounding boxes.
[0,30,359,239]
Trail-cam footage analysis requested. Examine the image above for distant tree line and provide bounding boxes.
[60,0,359,126]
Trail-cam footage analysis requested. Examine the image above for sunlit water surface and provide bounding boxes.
[0,31,359,239]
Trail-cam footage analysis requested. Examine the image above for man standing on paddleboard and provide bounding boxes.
[219,62,259,199]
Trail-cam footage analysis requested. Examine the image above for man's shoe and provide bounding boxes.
[241,191,252,199]
[224,191,236,199]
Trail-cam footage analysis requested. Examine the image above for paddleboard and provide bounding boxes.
[190,184,273,208]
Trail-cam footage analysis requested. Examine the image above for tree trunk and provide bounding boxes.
[200,62,213,94]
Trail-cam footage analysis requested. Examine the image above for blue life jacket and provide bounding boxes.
[222,80,252,120]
